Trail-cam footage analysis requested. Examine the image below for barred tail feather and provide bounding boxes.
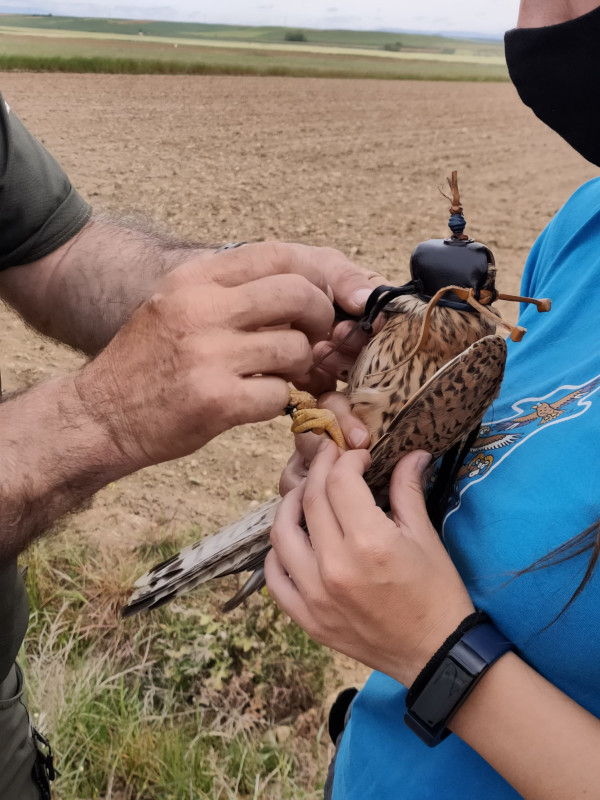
[121,498,279,617]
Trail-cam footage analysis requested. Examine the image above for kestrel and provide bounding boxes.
[122,173,551,617]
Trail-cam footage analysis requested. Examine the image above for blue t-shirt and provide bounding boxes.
[333,178,600,799]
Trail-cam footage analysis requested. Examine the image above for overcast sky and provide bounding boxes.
[14,0,522,37]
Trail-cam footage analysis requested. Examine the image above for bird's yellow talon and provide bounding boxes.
[287,389,318,411]
[283,388,348,448]
[290,407,348,450]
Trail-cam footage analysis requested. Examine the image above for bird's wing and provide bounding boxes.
[365,335,507,495]
[551,376,600,409]
[493,411,540,431]
[471,432,521,451]
[121,497,279,617]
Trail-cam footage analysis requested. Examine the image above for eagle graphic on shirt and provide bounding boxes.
[492,378,600,430]
[447,374,600,508]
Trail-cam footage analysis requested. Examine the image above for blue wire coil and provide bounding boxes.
[448,212,466,236]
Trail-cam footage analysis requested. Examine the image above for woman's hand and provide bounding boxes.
[266,441,474,687]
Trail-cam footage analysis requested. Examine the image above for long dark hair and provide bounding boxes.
[516,522,600,623]
[429,436,600,624]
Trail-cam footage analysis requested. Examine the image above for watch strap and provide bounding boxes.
[404,614,513,747]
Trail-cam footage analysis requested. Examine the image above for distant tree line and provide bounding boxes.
[285,30,307,42]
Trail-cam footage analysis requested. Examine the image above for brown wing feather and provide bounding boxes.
[365,335,506,495]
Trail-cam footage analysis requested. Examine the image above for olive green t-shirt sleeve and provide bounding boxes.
[0,94,92,270]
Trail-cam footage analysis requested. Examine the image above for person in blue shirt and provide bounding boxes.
[267,2,600,798]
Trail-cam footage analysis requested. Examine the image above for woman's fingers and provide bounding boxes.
[319,448,384,543]
[319,390,371,449]
[270,487,319,587]
[267,488,321,623]
[388,451,433,533]
[264,548,313,628]
[279,450,309,495]
[279,390,370,494]
[302,441,347,558]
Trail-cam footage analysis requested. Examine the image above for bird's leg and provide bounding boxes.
[285,389,348,450]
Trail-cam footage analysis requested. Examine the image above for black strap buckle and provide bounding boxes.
[32,726,57,783]
[361,282,422,333]
[328,687,358,744]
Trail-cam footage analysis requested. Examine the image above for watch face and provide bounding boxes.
[410,658,473,727]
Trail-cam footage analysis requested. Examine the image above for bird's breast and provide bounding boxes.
[346,295,497,443]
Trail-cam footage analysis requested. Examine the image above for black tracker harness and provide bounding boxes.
[336,172,549,345]
[359,237,494,334]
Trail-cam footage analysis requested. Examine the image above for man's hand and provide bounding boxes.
[200,242,382,319]
[266,441,474,687]
[1,239,382,561]
[196,242,383,397]
[74,243,379,470]
[0,219,382,358]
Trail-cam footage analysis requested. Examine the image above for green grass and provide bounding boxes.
[22,527,333,799]
[0,52,508,81]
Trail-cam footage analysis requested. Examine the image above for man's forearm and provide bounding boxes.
[0,213,218,354]
[1,376,130,562]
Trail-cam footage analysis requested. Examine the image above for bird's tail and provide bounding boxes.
[121,497,280,617]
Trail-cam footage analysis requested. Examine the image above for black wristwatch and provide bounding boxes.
[404,616,513,747]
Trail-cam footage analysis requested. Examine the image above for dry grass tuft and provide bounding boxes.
[21,526,335,799]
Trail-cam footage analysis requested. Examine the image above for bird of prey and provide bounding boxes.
[122,174,551,618]
[121,317,509,618]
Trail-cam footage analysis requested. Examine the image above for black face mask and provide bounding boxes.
[505,6,600,167]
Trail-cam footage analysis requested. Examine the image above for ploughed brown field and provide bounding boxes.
[1,73,597,762]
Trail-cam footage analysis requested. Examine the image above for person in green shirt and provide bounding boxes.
[0,93,376,798]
